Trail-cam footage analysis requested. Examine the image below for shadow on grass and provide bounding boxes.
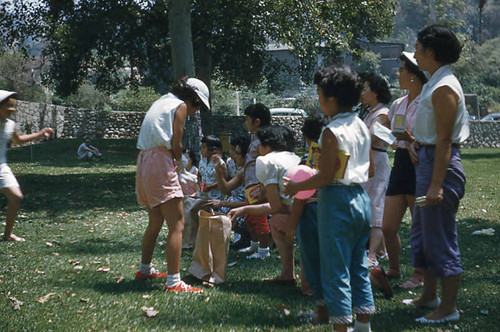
[59,237,141,255]
[461,150,500,161]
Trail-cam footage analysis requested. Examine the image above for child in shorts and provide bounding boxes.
[0,90,54,242]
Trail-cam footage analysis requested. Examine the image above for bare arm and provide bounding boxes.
[228,184,287,221]
[284,130,338,196]
[426,86,458,205]
[215,163,243,194]
[11,127,53,145]
[171,103,187,160]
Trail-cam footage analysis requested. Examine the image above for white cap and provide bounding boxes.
[0,90,17,104]
[401,51,419,68]
[186,78,210,110]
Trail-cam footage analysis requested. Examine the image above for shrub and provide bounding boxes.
[111,86,160,112]
[65,83,113,111]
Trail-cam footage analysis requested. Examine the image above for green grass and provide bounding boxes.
[0,139,499,331]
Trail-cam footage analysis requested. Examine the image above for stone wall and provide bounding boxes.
[12,100,500,148]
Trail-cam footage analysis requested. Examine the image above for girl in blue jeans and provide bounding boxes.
[285,65,374,332]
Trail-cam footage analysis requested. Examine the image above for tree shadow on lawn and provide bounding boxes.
[59,237,141,256]
[2,172,140,214]
[461,150,500,161]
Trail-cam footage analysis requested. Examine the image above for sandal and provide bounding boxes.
[398,277,424,289]
[262,276,297,286]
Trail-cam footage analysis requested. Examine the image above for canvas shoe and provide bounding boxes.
[135,268,167,280]
[238,245,258,254]
[247,251,270,260]
[164,281,203,293]
[415,310,459,324]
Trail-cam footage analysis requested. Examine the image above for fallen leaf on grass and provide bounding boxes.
[8,297,23,310]
[80,298,89,303]
[204,297,210,303]
[141,306,159,317]
[36,292,56,303]
[142,295,152,299]
[45,242,53,247]
[74,266,83,270]
[96,267,110,272]
[115,276,125,284]
[227,261,237,267]
[35,269,45,274]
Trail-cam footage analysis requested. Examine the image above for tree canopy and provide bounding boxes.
[2,0,396,97]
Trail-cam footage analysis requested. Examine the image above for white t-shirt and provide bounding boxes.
[321,112,371,185]
[137,93,184,150]
[413,65,469,144]
[198,157,226,200]
[0,119,15,165]
[256,151,301,207]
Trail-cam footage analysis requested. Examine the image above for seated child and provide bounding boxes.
[180,149,199,197]
[77,139,102,160]
[229,125,301,283]
[197,135,226,200]
[285,65,375,332]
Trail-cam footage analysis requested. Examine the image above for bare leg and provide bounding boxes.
[141,207,165,265]
[411,269,439,304]
[257,232,269,248]
[425,274,460,320]
[382,195,408,277]
[270,226,295,280]
[2,187,24,242]
[367,227,384,264]
[158,198,184,275]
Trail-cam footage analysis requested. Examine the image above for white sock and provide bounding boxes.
[250,241,259,249]
[353,321,371,332]
[166,273,181,288]
[258,247,269,254]
[139,262,152,275]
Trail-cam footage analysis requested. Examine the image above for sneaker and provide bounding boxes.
[164,281,203,293]
[247,251,270,260]
[238,245,258,254]
[135,269,167,280]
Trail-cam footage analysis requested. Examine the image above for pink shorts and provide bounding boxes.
[270,213,290,234]
[136,147,184,208]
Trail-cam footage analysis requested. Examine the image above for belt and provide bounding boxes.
[371,147,387,153]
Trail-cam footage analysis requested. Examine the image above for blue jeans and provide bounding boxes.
[317,185,375,323]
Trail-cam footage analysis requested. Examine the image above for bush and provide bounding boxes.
[65,83,112,111]
[111,86,160,112]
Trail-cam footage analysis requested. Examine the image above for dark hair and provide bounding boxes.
[365,74,392,105]
[399,55,428,84]
[417,25,462,65]
[201,135,222,151]
[187,149,199,167]
[170,76,205,110]
[244,103,271,126]
[313,66,363,110]
[256,125,295,152]
[230,135,250,156]
[302,114,326,141]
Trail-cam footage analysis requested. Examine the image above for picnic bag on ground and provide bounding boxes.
[182,197,207,249]
[188,210,232,284]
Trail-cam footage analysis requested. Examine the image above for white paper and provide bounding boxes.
[371,121,397,145]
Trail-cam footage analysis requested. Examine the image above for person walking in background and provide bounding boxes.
[135,77,209,293]
[403,25,469,324]
[382,52,427,289]
[77,139,102,160]
[0,90,54,242]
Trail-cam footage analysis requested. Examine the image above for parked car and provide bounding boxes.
[270,107,307,117]
[481,113,500,121]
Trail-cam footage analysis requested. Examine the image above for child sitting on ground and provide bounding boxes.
[197,135,226,201]
[284,66,375,332]
[229,125,301,283]
[0,90,54,242]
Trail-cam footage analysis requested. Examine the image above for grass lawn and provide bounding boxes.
[0,139,499,331]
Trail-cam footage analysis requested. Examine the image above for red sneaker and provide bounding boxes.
[164,281,203,293]
[135,269,167,280]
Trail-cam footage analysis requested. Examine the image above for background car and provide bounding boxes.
[481,113,500,121]
[270,107,307,117]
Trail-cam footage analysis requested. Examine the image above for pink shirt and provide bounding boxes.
[388,95,420,149]
[363,103,389,150]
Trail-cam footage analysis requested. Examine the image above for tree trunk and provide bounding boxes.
[168,0,195,78]
[167,0,201,152]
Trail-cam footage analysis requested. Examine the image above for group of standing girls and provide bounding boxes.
[131,24,469,331]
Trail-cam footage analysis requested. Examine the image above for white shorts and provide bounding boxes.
[0,164,20,189]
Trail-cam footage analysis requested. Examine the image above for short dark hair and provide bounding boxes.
[171,77,205,110]
[256,125,295,152]
[230,135,250,156]
[365,74,392,105]
[417,25,462,65]
[313,66,363,110]
[399,55,428,85]
[302,114,326,141]
[244,103,271,127]
[201,135,222,151]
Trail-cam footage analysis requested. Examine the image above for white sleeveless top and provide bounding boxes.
[0,119,16,164]
[320,112,371,185]
[413,65,469,144]
[137,93,184,150]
